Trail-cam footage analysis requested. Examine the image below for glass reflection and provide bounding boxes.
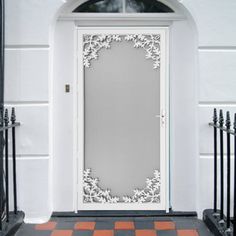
[73,0,123,12]
[126,0,174,12]
[73,0,174,13]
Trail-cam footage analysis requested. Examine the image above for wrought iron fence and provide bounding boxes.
[0,107,21,234]
[204,108,236,236]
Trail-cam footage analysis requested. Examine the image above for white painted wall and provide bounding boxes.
[4,0,63,223]
[53,21,76,211]
[4,0,236,222]
[169,20,198,211]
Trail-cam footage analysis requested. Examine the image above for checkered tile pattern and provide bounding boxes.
[15,217,213,236]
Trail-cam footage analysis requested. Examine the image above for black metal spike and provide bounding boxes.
[4,109,9,126]
[213,108,218,124]
[226,111,231,129]
[0,109,3,126]
[219,109,224,126]
[11,107,16,124]
[234,113,236,130]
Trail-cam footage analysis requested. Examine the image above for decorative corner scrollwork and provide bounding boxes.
[83,168,161,204]
[124,34,161,69]
[83,168,120,203]
[83,34,161,69]
[122,170,161,203]
[83,35,122,68]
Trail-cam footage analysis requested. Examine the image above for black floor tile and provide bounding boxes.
[197,227,214,236]
[156,230,178,236]
[95,217,115,222]
[95,221,114,229]
[16,229,52,236]
[175,220,198,229]
[73,230,93,236]
[193,219,209,229]
[114,230,135,236]
[55,221,76,230]
[134,221,154,229]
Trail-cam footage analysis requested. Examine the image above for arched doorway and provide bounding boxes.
[52,0,198,213]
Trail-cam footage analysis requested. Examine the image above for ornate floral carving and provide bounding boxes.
[83,34,161,69]
[83,168,120,203]
[83,35,122,68]
[122,170,161,203]
[124,34,161,69]
[83,168,161,204]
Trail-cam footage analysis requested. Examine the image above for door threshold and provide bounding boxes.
[52,210,197,218]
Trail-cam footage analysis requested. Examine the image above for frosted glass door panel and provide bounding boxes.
[85,37,160,200]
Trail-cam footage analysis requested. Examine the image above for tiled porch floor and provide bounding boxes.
[15,216,213,236]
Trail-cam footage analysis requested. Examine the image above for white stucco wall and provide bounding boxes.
[4,0,236,222]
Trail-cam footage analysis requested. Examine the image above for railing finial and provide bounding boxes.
[219,109,224,126]
[11,107,16,124]
[226,111,231,129]
[213,108,217,124]
[4,108,9,126]
[234,113,236,130]
[0,109,3,126]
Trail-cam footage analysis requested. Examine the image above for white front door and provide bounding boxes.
[76,27,168,211]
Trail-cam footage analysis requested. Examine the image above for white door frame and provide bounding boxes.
[74,27,170,211]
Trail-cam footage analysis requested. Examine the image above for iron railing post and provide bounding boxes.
[0,0,5,230]
[11,108,17,214]
[0,0,4,101]
[0,110,3,230]
[219,109,225,224]
[234,113,236,236]
[213,108,218,214]
[4,109,9,222]
[226,111,231,231]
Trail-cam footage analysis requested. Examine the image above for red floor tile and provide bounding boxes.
[177,229,199,236]
[135,229,156,236]
[35,221,57,230]
[93,230,114,236]
[154,221,175,230]
[115,221,135,230]
[74,221,96,230]
[51,230,73,236]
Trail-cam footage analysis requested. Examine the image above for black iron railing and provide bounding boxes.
[0,0,5,106]
[0,107,21,234]
[203,108,236,236]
